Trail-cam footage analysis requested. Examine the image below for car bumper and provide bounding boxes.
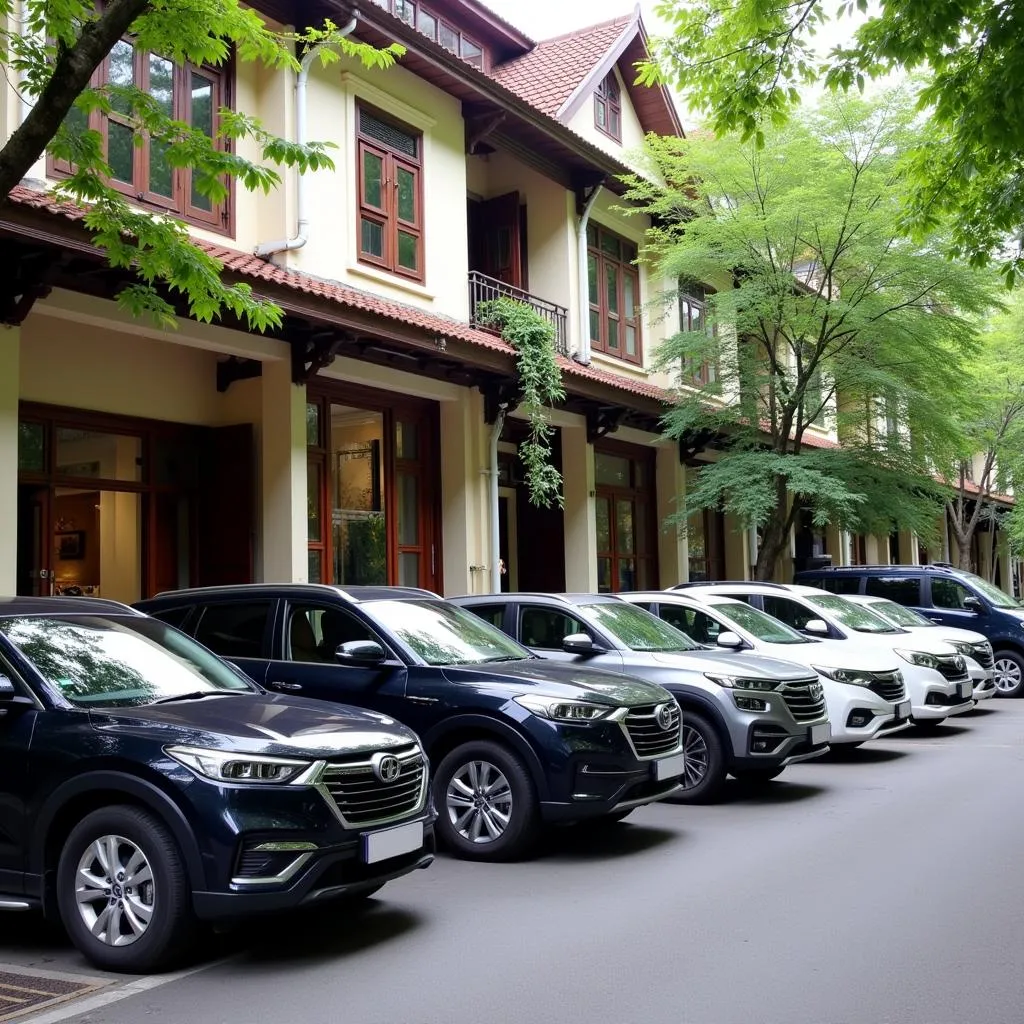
[969,666,997,701]
[901,665,974,720]
[822,683,913,744]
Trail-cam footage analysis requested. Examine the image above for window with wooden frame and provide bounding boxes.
[372,0,486,67]
[594,72,622,142]
[49,37,230,232]
[357,106,424,282]
[587,224,641,363]
[679,282,718,386]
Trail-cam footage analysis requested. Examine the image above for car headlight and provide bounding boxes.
[513,695,611,721]
[811,665,875,686]
[949,641,976,658]
[166,746,314,784]
[894,649,939,669]
[704,674,777,691]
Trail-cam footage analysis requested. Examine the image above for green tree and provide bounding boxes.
[1,0,401,327]
[622,94,995,580]
[641,0,1024,284]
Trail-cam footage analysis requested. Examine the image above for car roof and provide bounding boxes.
[0,596,142,617]
[452,593,624,606]
[620,590,745,608]
[138,584,440,606]
[798,564,956,576]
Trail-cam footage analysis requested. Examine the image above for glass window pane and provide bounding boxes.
[149,138,174,198]
[589,309,600,342]
[601,232,620,258]
[635,500,648,554]
[607,317,620,349]
[308,549,322,584]
[606,264,619,313]
[398,471,419,546]
[865,576,921,604]
[624,275,636,316]
[190,74,213,135]
[307,462,322,543]
[396,420,418,460]
[148,55,174,116]
[616,499,635,555]
[625,325,637,357]
[439,23,459,52]
[588,254,598,304]
[362,149,383,209]
[398,552,420,587]
[108,40,135,114]
[396,166,416,221]
[361,217,384,258]
[107,121,134,184]
[610,110,621,138]
[597,557,612,593]
[596,497,611,552]
[461,39,483,66]
[521,608,586,649]
[586,223,597,247]
[397,231,418,270]
[194,602,270,659]
[417,9,437,38]
[55,429,141,482]
[595,453,630,487]
[306,403,320,447]
[18,422,44,472]
[617,558,636,592]
[395,0,415,26]
[596,100,606,128]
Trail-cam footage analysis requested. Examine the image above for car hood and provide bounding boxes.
[647,649,818,681]
[742,639,900,673]
[89,693,418,758]
[442,660,670,706]
[850,631,959,656]
[905,624,988,645]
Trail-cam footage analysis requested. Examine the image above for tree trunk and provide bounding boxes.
[753,477,791,581]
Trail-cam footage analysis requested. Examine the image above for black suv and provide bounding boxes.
[136,585,685,861]
[0,598,434,973]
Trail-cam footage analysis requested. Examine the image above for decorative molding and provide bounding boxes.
[586,405,625,443]
[338,72,438,130]
[216,356,262,392]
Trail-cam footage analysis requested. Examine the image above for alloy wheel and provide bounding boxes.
[446,760,513,843]
[681,725,709,789]
[75,835,155,947]
[993,658,1022,694]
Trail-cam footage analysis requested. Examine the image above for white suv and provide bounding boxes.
[621,591,911,745]
[672,583,974,728]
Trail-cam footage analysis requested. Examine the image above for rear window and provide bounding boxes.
[193,601,272,659]
[865,576,921,604]
[148,606,192,630]
[804,574,862,595]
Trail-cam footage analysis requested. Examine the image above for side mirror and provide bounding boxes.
[962,596,984,614]
[562,633,604,656]
[0,676,33,717]
[804,619,829,636]
[0,676,15,697]
[335,641,388,666]
[716,631,744,649]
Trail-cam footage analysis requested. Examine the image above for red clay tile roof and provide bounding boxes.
[490,14,634,117]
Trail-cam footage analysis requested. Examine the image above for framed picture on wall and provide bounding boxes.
[56,530,85,560]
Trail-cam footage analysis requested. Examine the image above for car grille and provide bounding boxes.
[971,644,994,670]
[936,655,969,683]
[624,702,681,759]
[867,671,906,703]
[780,680,827,722]
[320,744,427,828]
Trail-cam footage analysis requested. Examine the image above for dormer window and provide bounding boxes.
[595,72,622,142]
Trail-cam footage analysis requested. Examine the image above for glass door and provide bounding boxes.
[595,446,656,593]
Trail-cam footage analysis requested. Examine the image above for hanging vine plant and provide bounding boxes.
[476,297,566,508]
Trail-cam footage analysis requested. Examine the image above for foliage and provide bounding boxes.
[621,93,996,578]
[640,0,1024,284]
[476,298,566,508]
[1,0,403,328]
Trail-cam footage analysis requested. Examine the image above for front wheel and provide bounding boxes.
[731,767,785,785]
[666,713,727,804]
[56,806,194,973]
[433,740,539,861]
[993,650,1024,697]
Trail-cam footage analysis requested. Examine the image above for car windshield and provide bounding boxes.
[958,571,1020,609]
[867,599,932,628]
[363,600,532,666]
[0,615,255,708]
[807,594,902,634]
[711,601,810,644]
[580,602,701,652]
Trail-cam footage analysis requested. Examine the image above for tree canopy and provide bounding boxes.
[0,0,401,328]
[622,92,996,578]
[641,0,1024,285]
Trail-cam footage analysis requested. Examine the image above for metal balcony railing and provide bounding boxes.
[468,271,569,356]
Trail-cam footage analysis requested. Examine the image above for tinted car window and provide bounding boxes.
[659,605,719,644]
[931,578,974,610]
[865,576,921,604]
[579,602,701,652]
[286,604,377,663]
[521,607,589,649]
[762,596,817,630]
[149,606,192,629]
[194,602,272,659]
[466,604,507,630]
[712,601,810,644]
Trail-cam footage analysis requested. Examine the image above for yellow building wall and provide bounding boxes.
[566,65,648,168]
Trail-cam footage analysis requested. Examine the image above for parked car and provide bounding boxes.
[451,592,830,804]
[675,583,974,727]
[619,591,912,745]
[136,586,684,862]
[841,594,996,702]
[0,597,435,973]
[794,564,1024,697]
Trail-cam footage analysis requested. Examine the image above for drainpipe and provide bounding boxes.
[254,15,358,258]
[489,406,507,594]
[575,184,603,365]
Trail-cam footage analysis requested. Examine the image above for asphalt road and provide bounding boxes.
[11,702,1024,1024]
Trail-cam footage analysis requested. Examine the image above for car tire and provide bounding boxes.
[731,767,786,784]
[433,740,539,862]
[57,805,194,974]
[993,650,1024,698]
[665,712,727,805]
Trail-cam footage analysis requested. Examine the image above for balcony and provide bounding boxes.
[468,271,569,356]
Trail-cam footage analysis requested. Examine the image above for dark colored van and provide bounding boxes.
[794,565,1024,697]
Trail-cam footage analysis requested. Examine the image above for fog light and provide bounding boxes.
[735,696,768,712]
[846,710,874,728]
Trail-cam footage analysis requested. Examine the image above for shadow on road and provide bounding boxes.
[903,723,971,740]
[962,706,998,717]
[540,823,680,862]
[821,745,908,764]
[720,780,826,806]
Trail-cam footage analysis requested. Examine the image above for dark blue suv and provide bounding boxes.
[0,598,434,974]
[795,564,1024,696]
[136,585,685,862]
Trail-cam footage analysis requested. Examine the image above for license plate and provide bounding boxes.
[362,821,424,865]
[895,700,911,721]
[958,682,971,700]
[653,752,686,781]
[809,722,830,746]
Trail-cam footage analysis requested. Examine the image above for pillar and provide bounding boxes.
[440,393,484,597]
[724,513,749,580]
[260,359,307,582]
[562,423,597,592]
[0,327,19,594]
[864,534,882,564]
[898,529,918,565]
[656,445,686,586]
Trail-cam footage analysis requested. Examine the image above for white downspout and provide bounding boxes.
[254,15,357,257]
[489,406,507,594]
[575,185,602,364]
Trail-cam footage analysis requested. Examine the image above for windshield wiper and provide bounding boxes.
[149,690,231,706]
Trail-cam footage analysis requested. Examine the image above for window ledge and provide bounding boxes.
[590,351,648,377]
[346,263,436,301]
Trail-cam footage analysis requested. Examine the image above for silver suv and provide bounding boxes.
[452,593,830,803]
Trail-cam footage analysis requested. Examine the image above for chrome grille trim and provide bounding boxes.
[316,744,428,829]
[780,681,827,722]
[936,655,969,683]
[867,671,906,703]
[971,644,994,669]
[621,702,682,760]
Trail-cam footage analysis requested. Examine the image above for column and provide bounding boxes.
[826,525,844,566]
[260,359,308,582]
[723,513,749,580]
[562,422,597,592]
[656,445,686,586]
[0,328,19,594]
[898,529,918,565]
[864,535,882,564]
[440,392,484,597]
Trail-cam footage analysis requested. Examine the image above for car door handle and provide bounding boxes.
[928,617,942,623]
[268,681,303,692]
[406,696,439,705]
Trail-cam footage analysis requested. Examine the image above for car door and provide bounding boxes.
[926,577,988,630]
[0,655,36,893]
[190,598,275,685]
[517,604,625,669]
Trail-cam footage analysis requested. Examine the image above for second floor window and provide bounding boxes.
[595,73,622,142]
[679,283,717,386]
[51,38,229,231]
[588,225,641,363]
[357,106,423,282]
